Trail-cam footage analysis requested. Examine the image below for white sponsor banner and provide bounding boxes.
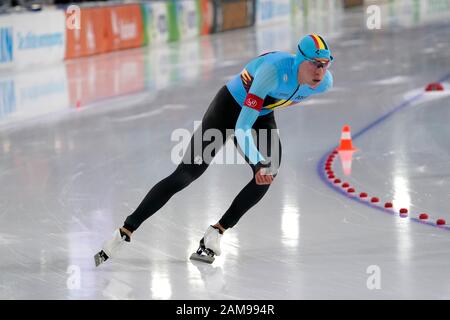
[0,14,14,69]
[176,0,199,40]
[8,9,66,68]
[255,0,291,27]
[145,1,170,45]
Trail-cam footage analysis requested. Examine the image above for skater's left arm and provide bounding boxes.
[235,63,279,166]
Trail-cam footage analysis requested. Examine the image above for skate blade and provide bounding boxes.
[94,251,108,267]
[190,252,214,264]
[94,253,103,267]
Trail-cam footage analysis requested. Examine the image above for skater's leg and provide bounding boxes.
[218,112,282,230]
[123,87,236,233]
[217,175,273,229]
[190,172,276,263]
[123,162,209,232]
[98,86,240,266]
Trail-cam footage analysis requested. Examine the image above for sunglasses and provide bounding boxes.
[298,45,333,69]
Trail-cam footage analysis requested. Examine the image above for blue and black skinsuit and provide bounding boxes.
[124,35,333,232]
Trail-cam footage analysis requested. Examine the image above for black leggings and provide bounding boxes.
[124,86,282,231]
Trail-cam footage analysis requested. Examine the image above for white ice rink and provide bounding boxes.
[1,2,450,299]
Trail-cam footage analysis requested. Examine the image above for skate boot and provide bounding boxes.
[190,226,222,264]
[94,229,130,267]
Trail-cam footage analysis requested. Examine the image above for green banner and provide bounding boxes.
[167,0,180,42]
[141,3,150,46]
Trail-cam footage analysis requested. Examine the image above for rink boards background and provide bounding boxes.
[1,0,449,127]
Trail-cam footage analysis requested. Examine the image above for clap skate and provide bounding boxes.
[190,226,222,264]
[190,237,216,264]
[94,229,130,267]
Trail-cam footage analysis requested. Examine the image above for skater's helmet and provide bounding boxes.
[294,34,333,71]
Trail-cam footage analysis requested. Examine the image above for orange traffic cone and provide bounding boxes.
[337,125,357,176]
[337,125,356,151]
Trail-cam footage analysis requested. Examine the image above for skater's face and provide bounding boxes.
[298,58,329,88]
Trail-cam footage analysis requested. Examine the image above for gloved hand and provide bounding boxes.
[254,161,278,185]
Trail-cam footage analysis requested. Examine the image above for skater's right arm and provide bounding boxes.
[235,63,279,166]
